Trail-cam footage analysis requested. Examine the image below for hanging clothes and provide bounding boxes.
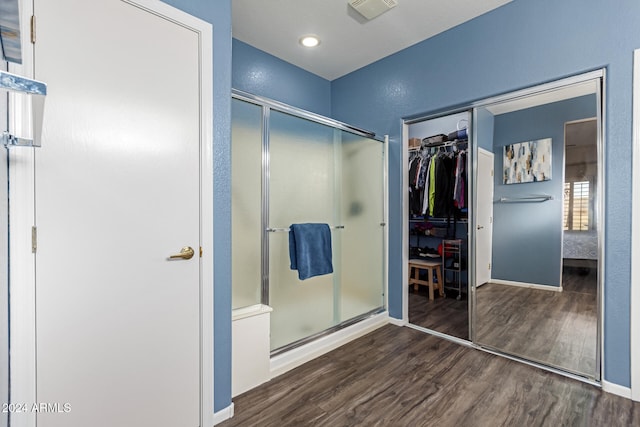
[433,152,455,218]
[408,144,467,220]
[453,150,466,209]
[408,152,424,217]
[428,155,437,216]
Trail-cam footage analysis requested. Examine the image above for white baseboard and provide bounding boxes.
[603,380,632,400]
[633,47,640,406]
[388,316,407,327]
[490,279,563,292]
[270,312,389,378]
[212,403,235,426]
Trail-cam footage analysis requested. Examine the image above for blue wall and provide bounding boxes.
[161,0,232,412]
[331,0,640,387]
[491,95,597,286]
[232,39,332,117]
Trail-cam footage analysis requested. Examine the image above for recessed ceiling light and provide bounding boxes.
[299,35,320,48]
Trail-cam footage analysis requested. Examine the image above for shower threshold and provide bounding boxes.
[270,307,386,357]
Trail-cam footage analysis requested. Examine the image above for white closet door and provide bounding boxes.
[476,148,494,287]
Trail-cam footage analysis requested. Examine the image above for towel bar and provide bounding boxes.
[266,225,345,232]
[496,195,553,203]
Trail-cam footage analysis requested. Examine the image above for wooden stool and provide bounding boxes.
[408,259,444,300]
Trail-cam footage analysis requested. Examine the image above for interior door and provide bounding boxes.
[34,1,201,426]
[476,148,494,287]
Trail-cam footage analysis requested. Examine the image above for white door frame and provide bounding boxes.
[8,1,214,425]
[401,122,410,323]
[631,48,640,402]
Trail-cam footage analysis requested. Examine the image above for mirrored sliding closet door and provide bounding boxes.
[404,71,602,382]
[473,74,603,380]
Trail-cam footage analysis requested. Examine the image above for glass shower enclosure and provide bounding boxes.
[232,91,386,353]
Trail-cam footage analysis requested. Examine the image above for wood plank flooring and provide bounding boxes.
[476,266,597,377]
[219,325,638,427]
[408,288,468,340]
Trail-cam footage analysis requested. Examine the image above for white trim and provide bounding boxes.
[631,48,640,402]
[384,135,390,317]
[401,123,410,323]
[474,69,605,112]
[231,303,273,321]
[603,380,632,400]
[7,4,38,426]
[9,1,215,426]
[490,279,563,292]
[196,12,215,427]
[270,313,389,378]
[212,403,235,426]
[388,317,408,327]
[7,144,36,427]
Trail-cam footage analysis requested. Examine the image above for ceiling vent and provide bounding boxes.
[349,0,397,21]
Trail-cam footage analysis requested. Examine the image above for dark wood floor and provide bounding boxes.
[476,266,597,377]
[219,325,638,427]
[408,287,468,340]
[408,265,597,377]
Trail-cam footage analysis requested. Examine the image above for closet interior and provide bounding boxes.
[407,111,470,340]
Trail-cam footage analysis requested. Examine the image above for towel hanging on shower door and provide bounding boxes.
[289,223,333,280]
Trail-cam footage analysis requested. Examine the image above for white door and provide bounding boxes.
[476,148,494,287]
[34,1,202,426]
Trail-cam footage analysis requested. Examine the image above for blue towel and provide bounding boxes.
[289,223,333,280]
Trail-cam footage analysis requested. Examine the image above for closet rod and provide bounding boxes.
[266,225,345,233]
[496,195,553,203]
[410,139,468,151]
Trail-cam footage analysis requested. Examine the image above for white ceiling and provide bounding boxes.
[232,0,512,81]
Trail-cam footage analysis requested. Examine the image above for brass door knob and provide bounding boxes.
[169,246,195,260]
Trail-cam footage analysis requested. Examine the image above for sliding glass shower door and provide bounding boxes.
[268,110,385,351]
[338,132,385,322]
[268,111,338,350]
[231,93,386,353]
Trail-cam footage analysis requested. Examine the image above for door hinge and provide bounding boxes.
[488,262,491,270]
[30,15,36,44]
[32,226,37,253]
[491,169,494,177]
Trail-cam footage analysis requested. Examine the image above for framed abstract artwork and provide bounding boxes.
[503,138,552,184]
